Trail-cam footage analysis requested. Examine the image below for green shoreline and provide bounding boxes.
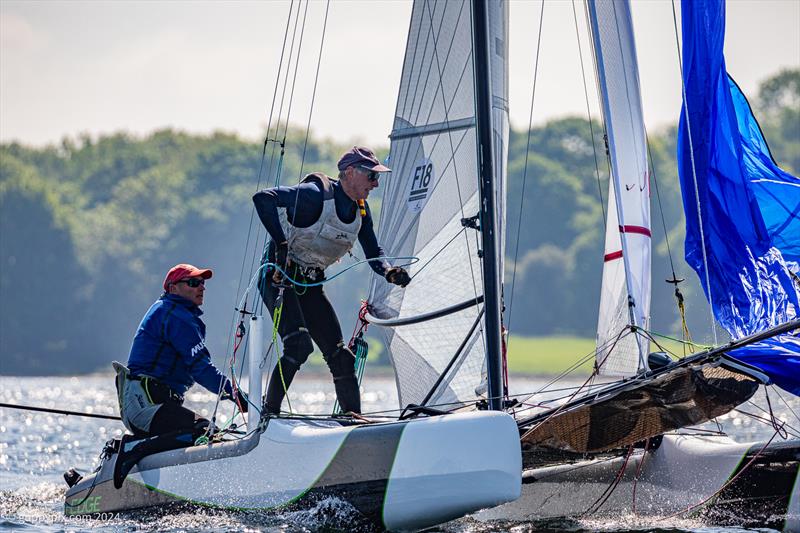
[0,335,697,379]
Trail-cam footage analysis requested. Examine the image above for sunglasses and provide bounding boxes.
[358,166,380,183]
[177,278,205,288]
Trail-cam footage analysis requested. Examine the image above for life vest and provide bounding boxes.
[279,173,362,270]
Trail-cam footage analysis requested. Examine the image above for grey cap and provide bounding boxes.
[337,146,391,173]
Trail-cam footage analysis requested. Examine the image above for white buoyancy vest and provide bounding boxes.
[279,173,362,270]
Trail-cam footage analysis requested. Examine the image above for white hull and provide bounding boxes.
[479,434,799,529]
[66,411,521,530]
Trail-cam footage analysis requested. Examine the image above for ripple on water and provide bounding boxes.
[0,375,796,532]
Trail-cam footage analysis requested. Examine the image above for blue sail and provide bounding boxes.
[677,0,800,395]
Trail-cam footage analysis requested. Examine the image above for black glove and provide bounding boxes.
[235,389,249,413]
[385,266,411,288]
[273,241,290,283]
[223,386,248,413]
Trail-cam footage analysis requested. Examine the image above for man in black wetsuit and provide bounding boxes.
[253,146,411,415]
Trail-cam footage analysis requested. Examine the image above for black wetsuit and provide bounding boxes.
[253,176,389,414]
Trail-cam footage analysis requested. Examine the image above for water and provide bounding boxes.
[1,375,797,532]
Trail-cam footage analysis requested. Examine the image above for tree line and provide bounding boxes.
[1,69,796,375]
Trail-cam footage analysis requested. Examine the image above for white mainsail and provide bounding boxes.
[588,0,651,376]
[367,0,509,408]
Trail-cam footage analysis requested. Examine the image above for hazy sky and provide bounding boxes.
[2,0,798,149]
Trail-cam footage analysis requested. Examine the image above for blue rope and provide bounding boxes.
[262,255,419,288]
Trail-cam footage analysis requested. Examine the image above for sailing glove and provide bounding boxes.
[236,390,249,413]
[385,267,411,288]
[273,241,290,283]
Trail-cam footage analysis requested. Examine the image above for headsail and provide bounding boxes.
[588,0,652,376]
[367,0,509,409]
[678,0,800,395]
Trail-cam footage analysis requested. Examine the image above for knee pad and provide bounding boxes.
[282,328,313,367]
[324,344,357,379]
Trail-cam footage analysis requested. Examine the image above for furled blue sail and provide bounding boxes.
[678,0,800,395]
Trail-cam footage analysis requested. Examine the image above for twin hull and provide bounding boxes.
[480,434,800,530]
[65,411,522,530]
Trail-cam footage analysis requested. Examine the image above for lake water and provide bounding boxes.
[1,374,797,532]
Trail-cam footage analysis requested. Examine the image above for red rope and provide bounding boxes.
[631,438,650,514]
[583,444,635,516]
[349,300,370,347]
[501,327,509,399]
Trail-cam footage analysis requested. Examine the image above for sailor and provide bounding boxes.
[118,263,246,439]
[253,146,411,415]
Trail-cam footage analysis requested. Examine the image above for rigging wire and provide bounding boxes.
[519,329,631,436]
[247,0,307,301]
[582,444,635,516]
[671,0,718,345]
[573,0,607,227]
[295,0,331,185]
[506,0,544,335]
[512,329,629,413]
[772,386,800,427]
[734,406,800,439]
[221,0,322,422]
[228,0,297,364]
[263,0,313,296]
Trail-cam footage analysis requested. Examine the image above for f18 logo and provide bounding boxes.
[408,160,433,213]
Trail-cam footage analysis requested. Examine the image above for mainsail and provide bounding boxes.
[589,0,652,376]
[367,0,509,409]
[677,0,800,395]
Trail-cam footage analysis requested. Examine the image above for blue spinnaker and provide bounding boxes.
[678,0,800,395]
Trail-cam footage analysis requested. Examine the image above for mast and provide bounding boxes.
[472,0,504,411]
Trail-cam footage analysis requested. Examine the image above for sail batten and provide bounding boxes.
[588,0,651,377]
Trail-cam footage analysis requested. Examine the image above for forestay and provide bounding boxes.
[588,0,652,376]
[367,0,509,409]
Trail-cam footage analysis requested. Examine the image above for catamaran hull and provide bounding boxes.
[65,411,521,530]
[479,434,799,530]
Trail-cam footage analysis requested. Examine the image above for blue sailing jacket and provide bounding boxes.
[127,294,232,397]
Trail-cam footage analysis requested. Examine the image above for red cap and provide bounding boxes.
[163,264,213,291]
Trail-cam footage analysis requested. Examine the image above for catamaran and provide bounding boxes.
[63,1,522,530]
[482,0,798,527]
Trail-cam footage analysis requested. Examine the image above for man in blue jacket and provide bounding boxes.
[120,263,246,438]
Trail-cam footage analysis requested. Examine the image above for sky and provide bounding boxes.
[1,0,798,150]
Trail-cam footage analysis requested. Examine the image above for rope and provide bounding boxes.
[264,255,419,289]
[271,288,293,414]
[644,121,694,354]
[641,328,711,353]
[582,444,635,516]
[0,402,120,420]
[631,438,649,514]
[671,0,718,345]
